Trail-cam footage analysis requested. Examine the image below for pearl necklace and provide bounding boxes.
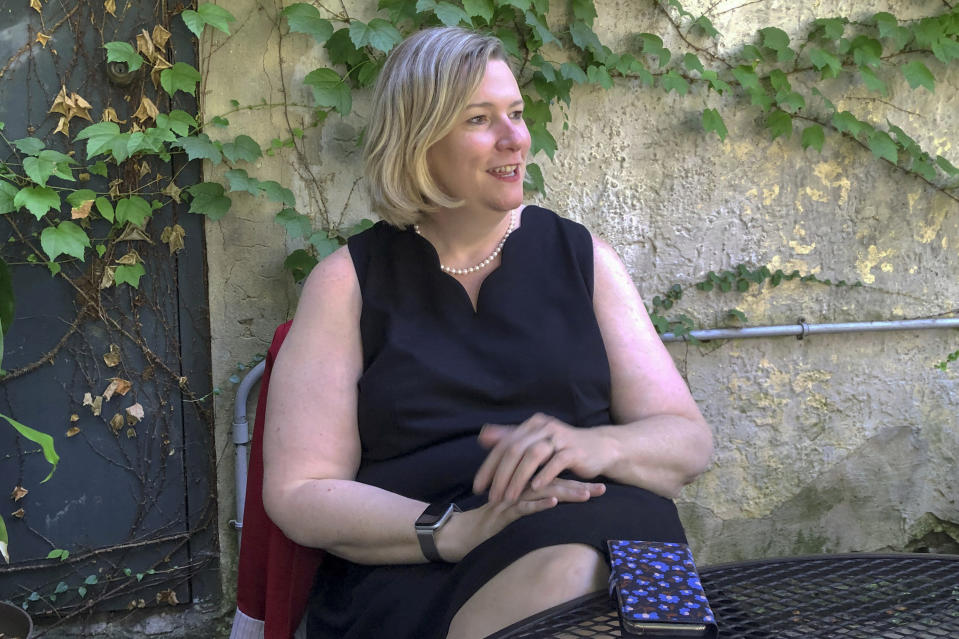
[415,209,516,275]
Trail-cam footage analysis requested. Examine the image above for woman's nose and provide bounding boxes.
[496,118,529,151]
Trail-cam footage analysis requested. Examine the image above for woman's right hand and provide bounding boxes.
[436,478,605,562]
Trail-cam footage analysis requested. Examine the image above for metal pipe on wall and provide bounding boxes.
[660,317,959,342]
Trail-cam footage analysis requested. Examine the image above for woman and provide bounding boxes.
[262,26,713,639]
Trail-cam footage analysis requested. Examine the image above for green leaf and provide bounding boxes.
[660,70,688,95]
[570,21,603,57]
[731,65,760,91]
[801,124,825,152]
[303,68,352,116]
[224,168,259,195]
[103,41,144,72]
[275,208,313,239]
[115,196,152,226]
[74,122,122,159]
[187,182,232,220]
[347,218,375,236]
[901,60,935,92]
[936,155,959,176]
[523,162,545,193]
[89,160,109,177]
[40,220,89,263]
[832,111,866,138]
[691,15,718,38]
[528,122,557,160]
[23,156,57,186]
[14,186,60,220]
[326,28,365,68]
[739,44,762,63]
[682,53,704,74]
[160,62,201,98]
[284,248,318,283]
[636,33,670,68]
[767,110,792,141]
[701,108,727,141]
[777,91,805,112]
[811,17,845,41]
[559,62,588,84]
[259,180,296,207]
[221,135,263,164]
[77,586,87,598]
[524,10,559,46]
[66,189,97,209]
[309,232,339,258]
[495,27,521,59]
[282,3,334,42]
[12,137,45,156]
[0,180,17,215]
[115,263,146,288]
[463,0,494,23]
[586,65,613,89]
[570,0,597,25]
[95,196,114,222]
[749,87,773,112]
[859,67,887,95]
[809,48,841,79]
[768,69,790,93]
[156,110,197,137]
[182,4,236,37]
[911,156,937,181]
[867,130,898,164]
[349,18,403,53]
[701,70,730,94]
[850,35,882,69]
[759,26,794,62]
[872,12,897,38]
[172,134,222,164]
[84,574,98,585]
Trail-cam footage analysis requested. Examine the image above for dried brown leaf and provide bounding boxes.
[71,199,93,220]
[161,224,185,254]
[150,54,171,89]
[151,25,171,51]
[109,413,124,434]
[125,403,145,423]
[132,96,158,123]
[90,395,103,417]
[53,116,70,137]
[115,250,141,266]
[156,589,179,605]
[126,598,146,610]
[102,379,119,401]
[135,29,155,63]
[103,343,122,367]
[83,392,94,406]
[66,426,81,437]
[116,223,153,243]
[104,0,115,17]
[70,92,93,122]
[138,160,151,179]
[11,486,28,501]
[12,508,25,519]
[49,85,70,116]
[161,181,181,204]
[111,378,132,396]
[70,413,79,422]
[101,106,126,124]
[30,0,42,13]
[99,265,116,289]
[35,32,50,47]
[126,427,137,438]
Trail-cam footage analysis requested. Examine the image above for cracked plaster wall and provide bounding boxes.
[202,0,959,600]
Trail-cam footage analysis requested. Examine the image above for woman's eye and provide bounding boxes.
[468,115,487,124]
[510,110,525,120]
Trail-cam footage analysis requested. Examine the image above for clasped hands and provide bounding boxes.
[437,413,611,562]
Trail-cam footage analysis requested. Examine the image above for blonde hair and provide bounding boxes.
[364,27,507,227]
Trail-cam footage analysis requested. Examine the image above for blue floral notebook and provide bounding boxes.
[607,540,718,638]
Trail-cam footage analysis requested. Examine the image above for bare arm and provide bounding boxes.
[474,234,714,500]
[262,246,604,564]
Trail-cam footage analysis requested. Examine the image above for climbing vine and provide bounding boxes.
[0,0,957,627]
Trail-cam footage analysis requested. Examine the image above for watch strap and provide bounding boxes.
[415,503,460,562]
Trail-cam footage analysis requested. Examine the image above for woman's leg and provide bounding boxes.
[446,543,608,639]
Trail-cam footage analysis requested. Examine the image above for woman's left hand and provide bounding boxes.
[472,413,615,503]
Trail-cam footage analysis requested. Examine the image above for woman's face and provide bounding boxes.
[426,59,531,215]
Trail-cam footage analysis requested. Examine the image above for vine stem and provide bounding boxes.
[0,4,80,80]
[657,0,732,69]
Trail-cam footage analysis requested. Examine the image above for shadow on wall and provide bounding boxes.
[681,425,959,563]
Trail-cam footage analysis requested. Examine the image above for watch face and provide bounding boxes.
[417,503,452,528]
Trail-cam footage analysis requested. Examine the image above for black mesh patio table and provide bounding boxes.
[487,553,959,638]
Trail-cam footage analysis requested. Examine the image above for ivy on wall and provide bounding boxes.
[0,0,957,617]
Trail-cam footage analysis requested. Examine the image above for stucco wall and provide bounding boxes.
[202,0,959,606]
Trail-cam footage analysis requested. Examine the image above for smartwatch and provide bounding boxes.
[415,502,461,562]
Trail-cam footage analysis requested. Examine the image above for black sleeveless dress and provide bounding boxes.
[305,206,686,639]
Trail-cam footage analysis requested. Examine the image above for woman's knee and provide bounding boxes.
[525,544,609,598]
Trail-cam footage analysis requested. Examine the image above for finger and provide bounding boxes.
[509,495,558,520]
[502,438,557,502]
[477,424,511,449]
[521,478,588,503]
[530,446,574,491]
[473,425,513,494]
[488,432,554,502]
